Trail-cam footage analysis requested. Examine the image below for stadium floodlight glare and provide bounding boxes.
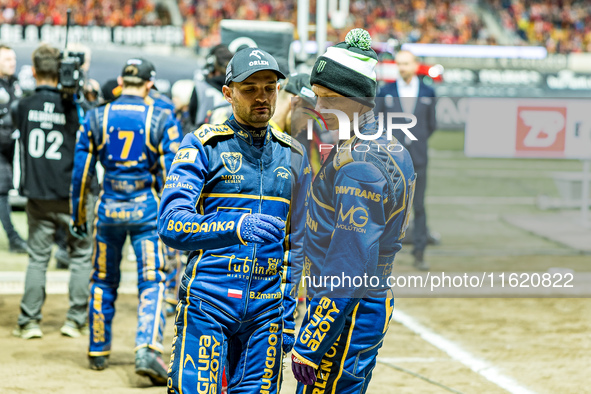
[401,43,548,59]
[428,64,444,78]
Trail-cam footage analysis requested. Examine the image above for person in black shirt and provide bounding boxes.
[0,43,27,254]
[11,44,92,340]
[188,44,233,128]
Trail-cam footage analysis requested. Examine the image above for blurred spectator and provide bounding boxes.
[0,43,27,254]
[189,44,232,128]
[171,79,195,136]
[100,79,121,103]
[83,79,101,105]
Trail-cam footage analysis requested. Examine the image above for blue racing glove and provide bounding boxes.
[238,214,285,244]
[69,221,88,240]
[282,332,295,354]
[292,354,317,386]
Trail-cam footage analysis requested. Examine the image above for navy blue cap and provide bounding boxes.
[283,73,316,106]
[225,48,286,85]
[122,58,156,83]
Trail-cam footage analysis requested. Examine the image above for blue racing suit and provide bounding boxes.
[70,94,181,357]
[158,115,311,394]
[292,111,416,394]
[148,90,174,110]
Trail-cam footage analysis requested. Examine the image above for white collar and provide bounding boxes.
[398,76,419,88]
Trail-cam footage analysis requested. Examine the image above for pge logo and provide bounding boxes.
[273,166,291,179]
[516,107,566,153]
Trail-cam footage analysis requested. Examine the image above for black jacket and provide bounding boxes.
[0,75,21,194]
[11,86,79,200]
[376,80,436,168]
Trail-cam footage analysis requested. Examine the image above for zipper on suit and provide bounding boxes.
[243,158,264,317]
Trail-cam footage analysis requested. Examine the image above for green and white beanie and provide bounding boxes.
[310,28,378,108]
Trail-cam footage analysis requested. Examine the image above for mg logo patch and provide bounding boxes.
[317,60,327,73]
[221,152,243,174]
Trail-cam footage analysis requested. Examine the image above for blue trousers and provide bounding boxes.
[296,295,394,394]
[88,222,167,356]
[167,291,284,394]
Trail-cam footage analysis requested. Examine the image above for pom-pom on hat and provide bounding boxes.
[310,28,379,108]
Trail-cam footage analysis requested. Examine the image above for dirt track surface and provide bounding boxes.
[2,294,590,393]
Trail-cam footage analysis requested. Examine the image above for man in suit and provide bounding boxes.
[376,50,436,271]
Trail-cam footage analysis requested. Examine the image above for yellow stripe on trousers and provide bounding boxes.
[178,250,203,394]
[151,282,165,348]
[97,241,107,280]
[331,303,360,394]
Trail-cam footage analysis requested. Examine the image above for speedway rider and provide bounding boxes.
[290,29,416,394]
[158,48,311,393]
[70,58,181,383]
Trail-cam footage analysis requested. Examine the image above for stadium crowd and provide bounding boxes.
[1,0,490,47]
[353,0,490,45]
[0,0,160,26]
[491,0,591,53]
[3,0,591,53]
[182,0,490,48]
